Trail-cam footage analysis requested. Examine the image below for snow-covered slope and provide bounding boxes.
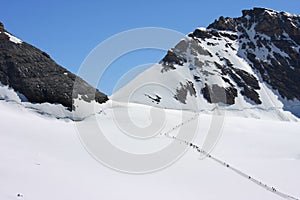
[1,99,300,200]
[112,8,300,120]
[1,7,299,200]
[0,84,104,120]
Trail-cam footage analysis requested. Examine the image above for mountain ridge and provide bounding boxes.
[1,8,299,120]
[112,7,300,119]
[0,22,108,111]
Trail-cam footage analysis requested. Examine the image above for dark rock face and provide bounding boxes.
[0,22,108,110]
[208,16,236,32]
[160,50,187,73]
[0,22,4,31]
[190,29,214,39]
[145,94,161,104]
[174,81,196,104]
[214,60,261,104]
[208,8,300,101]
[201,84,237,105]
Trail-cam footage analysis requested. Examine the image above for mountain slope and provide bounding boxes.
[1,99,300,200]
[112,8,300,119]
[0,22,108,111]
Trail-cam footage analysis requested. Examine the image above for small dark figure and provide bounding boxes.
[17,193,23,198]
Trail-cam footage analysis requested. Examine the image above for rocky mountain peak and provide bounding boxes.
[0,22,108,111]
[242,8,300,42]
[0,21,4,31]
[241,7,276,18]
[114,8,300,118]
[209,8,300,42]
[206,8,300,103]
[207,16,236,32]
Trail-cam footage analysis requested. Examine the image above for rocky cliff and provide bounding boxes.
[0,22,108,110]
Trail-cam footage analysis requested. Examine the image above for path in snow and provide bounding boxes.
[160,113,300,200]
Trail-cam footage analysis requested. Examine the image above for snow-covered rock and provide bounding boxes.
[113,8,300,120]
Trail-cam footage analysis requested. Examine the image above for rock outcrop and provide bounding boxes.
[0,22,108,110]
[159,8,300,105]
[208,8,300,101]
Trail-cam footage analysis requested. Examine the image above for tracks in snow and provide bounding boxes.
[160,113,299,200]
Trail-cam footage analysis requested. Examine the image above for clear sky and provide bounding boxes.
[1,0,300,95]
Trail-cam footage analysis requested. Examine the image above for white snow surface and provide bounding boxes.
[4,32,23,44]
[0,99,300,200]
[0,84,104,120]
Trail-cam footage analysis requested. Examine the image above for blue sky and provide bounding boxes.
[1,0,300,95]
